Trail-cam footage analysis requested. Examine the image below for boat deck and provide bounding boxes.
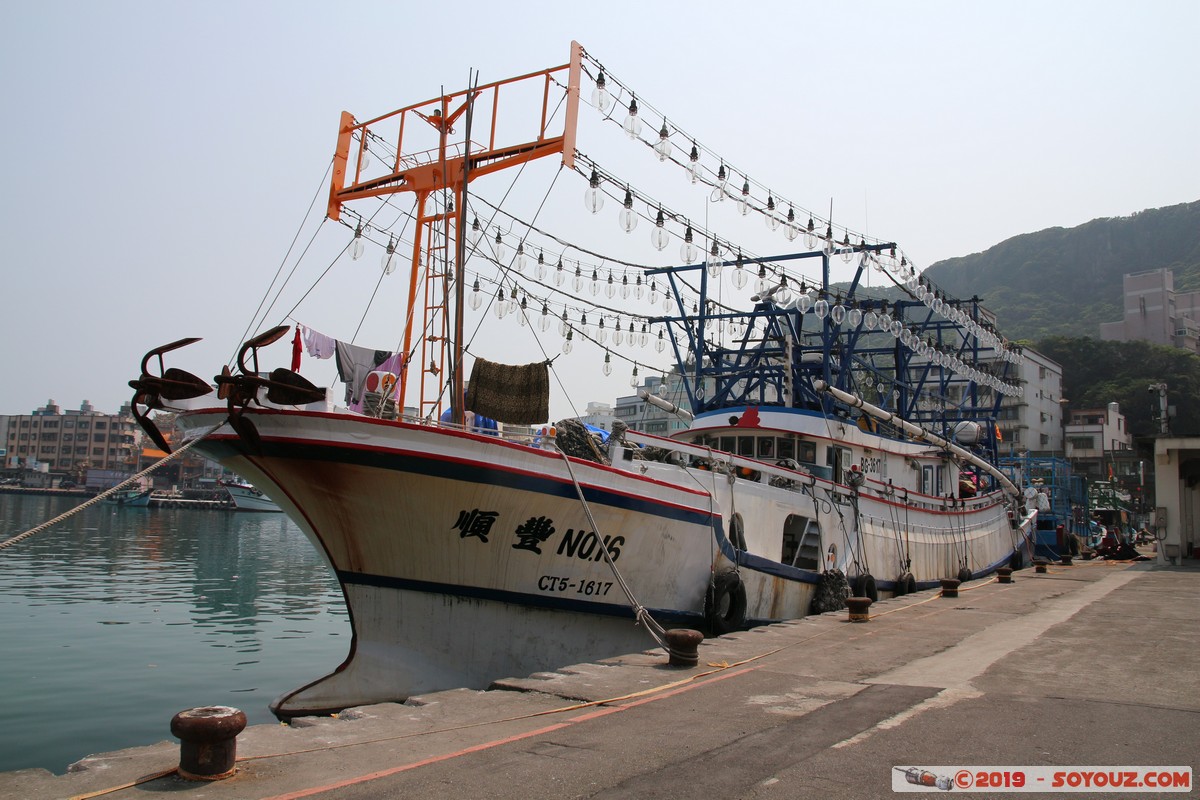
[8,548,1196,799]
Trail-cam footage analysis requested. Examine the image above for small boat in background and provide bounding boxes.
[103,488,152,508]
[222,480,282,512]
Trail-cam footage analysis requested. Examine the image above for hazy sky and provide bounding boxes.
[2,1,1197,422]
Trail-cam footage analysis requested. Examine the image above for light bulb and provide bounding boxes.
[796,291,812,313]
[360,141,371,171]
[649,279,658,304]
[603,351,612,376]
[650,208,669,251]
[351,222,365,260]
[583,169,605,214]
[654,120,671,161]
[706,242,722,277]
[764,195,779,231]
[539,304,551,331]
[623,96,642,139]
[878,312,891,331]
[830,304,847,325]
[687,142,700,183]
[754,266,769,294]
[710,163,727,202]
[814,299,829,318]
[775,278,793,306]
[517,297,528,326]
[590,268,600,296]
[635,274,644,299]
[679,225,697,263]
[573,265,584,292]
[638,322,649,348]
[656,330,666,353]
[563,329,573,354]
[535,251,546,280]
[559,310,569,337]
[629,365,640,387]
[863,310,879,330]
[554,258,565,286]
[514,241,526,272]
[591,70,612,113]
[805,217,817,250]
[613,321,624,346]
[783,206,798,241]
[619,187,638,233]
[468,216,482,245]
[737,178,751,216]
[492,230,506,262]
[847,307,863,328]
[381,236,397,274]
[732,265,748,290]
[469,278,482,311]
[494,288,508,319]
[890,320,904,338]
[621,274,630,299]
[605,270,616,299]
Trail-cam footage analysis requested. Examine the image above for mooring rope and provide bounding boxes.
[0,422,225,552]
[553,447,671,653]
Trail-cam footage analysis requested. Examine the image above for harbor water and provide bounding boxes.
[0,494,350,775]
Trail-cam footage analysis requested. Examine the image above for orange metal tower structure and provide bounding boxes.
[326,42,583,421]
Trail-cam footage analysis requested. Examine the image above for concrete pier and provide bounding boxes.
[4,557,1196,799]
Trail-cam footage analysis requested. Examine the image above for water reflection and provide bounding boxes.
[0,495,349,774]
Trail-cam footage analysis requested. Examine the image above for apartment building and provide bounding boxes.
[1099,268,1200,352]
[4,399,140,475]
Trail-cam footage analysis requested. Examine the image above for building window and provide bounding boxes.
[1069,436,1095,450]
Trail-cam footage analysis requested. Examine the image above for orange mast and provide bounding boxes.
[326,42,583,420]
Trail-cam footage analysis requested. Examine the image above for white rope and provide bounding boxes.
[0,422,225,552]
[552,447,671,652]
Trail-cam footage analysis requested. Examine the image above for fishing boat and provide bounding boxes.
[126,42,1037,718]
[102,487,153,508]
[222,480,283,512]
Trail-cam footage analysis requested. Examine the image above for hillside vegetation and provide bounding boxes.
[924,200,1200,341]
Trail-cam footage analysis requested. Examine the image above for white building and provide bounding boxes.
[1099,268,1200,353]
[994,346,1066,456]
[1065,401,1134,481]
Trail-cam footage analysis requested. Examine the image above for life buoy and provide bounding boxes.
[957,566,973,583]
[1009,549,1024,570]
[706,570,748,635]
[894,572,916,597]
[853,573,878,602]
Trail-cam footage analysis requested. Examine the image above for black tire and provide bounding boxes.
[852,573,879,602]
[1009,549,1024,571]
[810,569,849,615]
[706,570,748,635]
[957,566,973,583]
[894,572,916,597]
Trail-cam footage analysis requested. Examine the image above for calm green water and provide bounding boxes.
[0,494,349,775]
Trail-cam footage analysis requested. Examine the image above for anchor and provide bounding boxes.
[128,337,211,453]
[215,325,326,454]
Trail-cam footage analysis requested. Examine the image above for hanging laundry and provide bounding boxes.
[291,326,303,372]
[465,357,549,425]
[302,325,337,359]
[335,341,397,406]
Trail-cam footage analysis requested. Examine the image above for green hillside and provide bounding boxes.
[922,200,1200,341]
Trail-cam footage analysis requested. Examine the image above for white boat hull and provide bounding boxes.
[177,405,1034,717]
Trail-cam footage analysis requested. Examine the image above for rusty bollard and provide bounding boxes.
[664,628,704,667]
[940,578,961,598]
[1060,554,1073,566]
[997,567,1013,584]
[845,596,872,622]
[171,706,246,780]
[1034,559,1048,574]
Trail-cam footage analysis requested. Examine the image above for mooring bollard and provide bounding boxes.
[1060,554,1073,566]
[845,596,872,622]
[997,567,1013,584]
[940,578,961,598]
[664,628,704,667]
[170,706,247,780]
[1034,559,1048,574]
